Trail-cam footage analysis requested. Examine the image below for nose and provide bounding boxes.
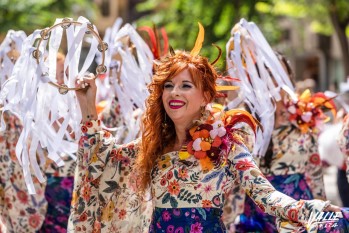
[170,85,180,97]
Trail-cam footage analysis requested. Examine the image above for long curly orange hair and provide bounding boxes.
[135,50,219,194]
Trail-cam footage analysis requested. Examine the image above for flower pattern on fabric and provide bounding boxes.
[260,125,326,200]
[99,96,129,144]
[234,124,327,233]
[0,112,47,233]
[69,116,331,233]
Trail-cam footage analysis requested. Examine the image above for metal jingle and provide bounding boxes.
[96,65,107,74]
[61,18,72,29]
[58,84,69,95]
[85,23,94,34]
[40,29,51,40]
[97,42,108,52]
[32,50,42,59]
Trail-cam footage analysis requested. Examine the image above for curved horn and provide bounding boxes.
[210,44,222,65]
[169,45,176,56]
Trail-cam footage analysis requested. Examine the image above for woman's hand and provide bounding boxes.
[75,73,98,122]
[324,204,341,213]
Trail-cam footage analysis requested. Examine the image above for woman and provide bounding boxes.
[225,19,349,232]
[0,30,48,233]
[69,46,342,232]
[234,53,330,233]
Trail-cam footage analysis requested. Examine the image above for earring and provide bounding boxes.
[162,113,169,133]
[200,106,206,116]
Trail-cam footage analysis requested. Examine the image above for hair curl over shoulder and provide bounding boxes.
[135,50,219,194]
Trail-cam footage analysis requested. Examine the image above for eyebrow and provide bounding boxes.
[165,80,193,84]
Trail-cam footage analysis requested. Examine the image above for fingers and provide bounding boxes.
[324,204,341,212]
[76,73,96,89]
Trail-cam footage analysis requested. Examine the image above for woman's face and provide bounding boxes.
[162,69,207,127]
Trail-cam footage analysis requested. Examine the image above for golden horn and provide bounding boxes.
[190,22,204,56]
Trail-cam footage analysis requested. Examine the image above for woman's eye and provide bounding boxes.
[164,83,173,89]
[182,84,192,89]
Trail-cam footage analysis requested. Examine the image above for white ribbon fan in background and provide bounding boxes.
[95,19,154,143]
[0,30,27,88]
[95,17,123,103]
[0,16,107,194]
[226,18,297,157]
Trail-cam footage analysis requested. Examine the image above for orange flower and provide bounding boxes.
[81,185,92,201]
[202,200,212,207]
[167,180,180,196]
[178,168,188,179]
[211,136,222,147]
[194,151,207,159]
[189,125,198,136]
[199,156,214,170]
[200,140,211,151]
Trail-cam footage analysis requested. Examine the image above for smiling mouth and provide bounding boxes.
[169,100,185,109]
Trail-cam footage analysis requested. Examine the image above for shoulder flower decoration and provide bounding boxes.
[284,89,337,133]
[179,110,260,171]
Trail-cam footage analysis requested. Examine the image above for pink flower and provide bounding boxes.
[190,222,203,233]
[162,210,171,221]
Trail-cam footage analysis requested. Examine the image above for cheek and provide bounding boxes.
[162,92,169,108]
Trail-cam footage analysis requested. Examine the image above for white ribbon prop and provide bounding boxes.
[96,22,154,143]
[226,18,297,157]
[0,16,101,194]
[0,30,27,97]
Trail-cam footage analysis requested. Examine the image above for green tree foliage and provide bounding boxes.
[135,0,278,71]
[0,0,97,34]
[260,0,349,77]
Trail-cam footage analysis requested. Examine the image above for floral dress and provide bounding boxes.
[37,156,76,233]
[338,114,349,183]
[235,125,349,233]
[0,112,47,233]
[68,110,337,233]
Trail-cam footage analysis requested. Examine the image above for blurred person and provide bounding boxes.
[0,30,48,233]
[37,52,76,233]
[226,19,349,233]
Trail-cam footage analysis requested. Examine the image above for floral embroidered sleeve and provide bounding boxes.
[69,120,147,232]
[338,114,349,182]
[230,143,329,232]
[304,133,326,200]
[222,124,254,228]
[99,96,125,129]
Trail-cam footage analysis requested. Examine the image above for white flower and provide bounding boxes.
[210,120,226,138]
[193,138,202,151]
